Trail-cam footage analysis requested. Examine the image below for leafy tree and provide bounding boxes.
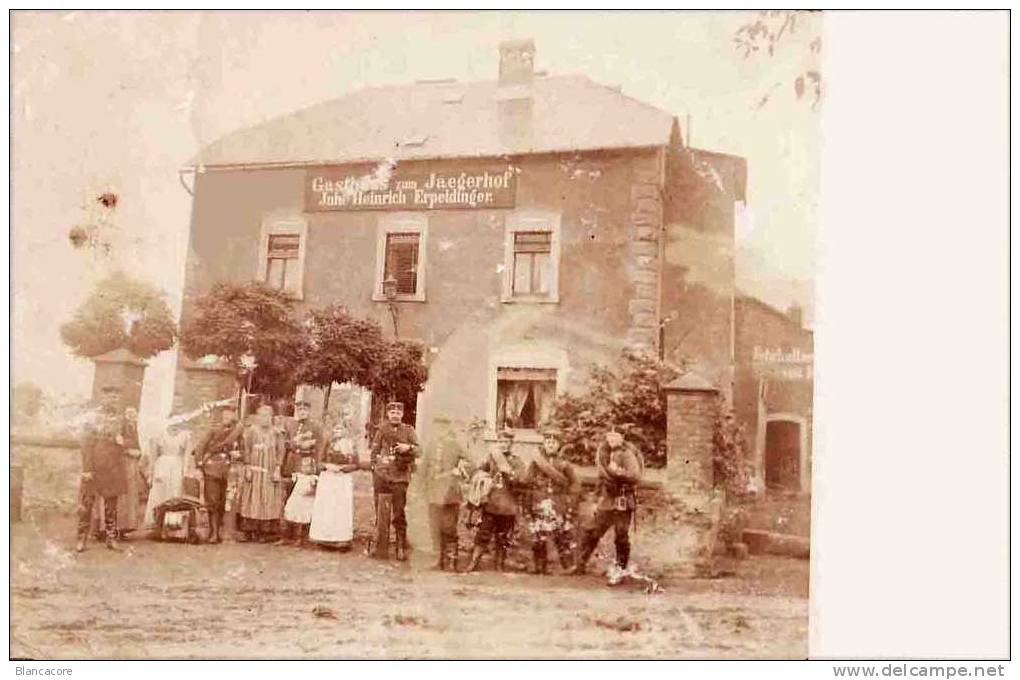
[59,271,178,359]
[547,350,684,468]
[180,282,306,399]
[296,304,386,390]
[368,339,428,408]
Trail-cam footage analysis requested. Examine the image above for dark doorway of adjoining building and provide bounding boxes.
[765,420,801,492]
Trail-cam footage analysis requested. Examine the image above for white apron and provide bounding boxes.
[283,473,317,524]
[309,470,354,544]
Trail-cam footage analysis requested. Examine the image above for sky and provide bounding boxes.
[11,10,821,419]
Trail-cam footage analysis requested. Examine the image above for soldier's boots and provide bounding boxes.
[617,544,630,571]
[493,547,506,573]
[395,529,408,562]
[531,545,549,575]
[567,546,595,570]
[74,536,86,553]
[464,546,485,572]
[435,538,457,571]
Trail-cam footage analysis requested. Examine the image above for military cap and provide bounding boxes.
[386,401,405,411]
[538,424,563,438]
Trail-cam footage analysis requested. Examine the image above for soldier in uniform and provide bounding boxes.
[464,427,528,573]
[524,426,580,574]
[278,397,328,545]
[76,385,129,552]
[369,401,420,561]
[423,418,473,571]
[193,406,244,543]
[569,428,643,575]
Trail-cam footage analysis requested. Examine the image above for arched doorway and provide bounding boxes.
[765,418,803,492]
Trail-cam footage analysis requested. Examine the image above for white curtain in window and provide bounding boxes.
[534,380,556,427]
[497,382,531,427]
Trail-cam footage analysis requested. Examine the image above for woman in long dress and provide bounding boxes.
[142,420,190,529]
[237,405,286,542]
[309,421,360,549]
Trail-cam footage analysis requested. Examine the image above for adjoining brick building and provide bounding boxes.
[173,39,748,452]
[733,295,814,495]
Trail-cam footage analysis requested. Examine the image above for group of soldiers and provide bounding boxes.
[428,421,643,575]
[76,386,645,577]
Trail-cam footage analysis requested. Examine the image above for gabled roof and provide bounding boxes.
[189,74,676,169]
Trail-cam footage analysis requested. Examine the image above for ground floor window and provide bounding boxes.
[496,367,557,430]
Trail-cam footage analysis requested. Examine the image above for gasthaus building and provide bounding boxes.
[173,39,748,453]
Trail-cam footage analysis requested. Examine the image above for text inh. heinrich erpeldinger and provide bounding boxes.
[305,163,518,212]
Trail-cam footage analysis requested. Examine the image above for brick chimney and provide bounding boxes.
[498,39,536,86]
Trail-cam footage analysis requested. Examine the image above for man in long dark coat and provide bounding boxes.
[76,385,129,552]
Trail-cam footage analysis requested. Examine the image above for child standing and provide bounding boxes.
[282,457,317,546]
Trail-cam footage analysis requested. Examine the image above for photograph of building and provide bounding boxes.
[11,11,830,661]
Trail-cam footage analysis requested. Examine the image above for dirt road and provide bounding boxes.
[10,516,808,660]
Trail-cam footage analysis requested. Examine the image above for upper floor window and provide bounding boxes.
[374,213,427,302]
[257,216,307,299]
[266,234,301,292]
[502,211,560,303]
[384,233,420,296]
[512,231,553,297]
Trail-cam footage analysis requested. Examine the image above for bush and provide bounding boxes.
[547,350,684,468]
[59,271,177,359]
[713,403,753,550]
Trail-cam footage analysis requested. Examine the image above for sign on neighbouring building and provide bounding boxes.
[752,346,814,381]
[305,163,517,212]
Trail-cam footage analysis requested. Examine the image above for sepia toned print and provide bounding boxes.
[11,10,819,659]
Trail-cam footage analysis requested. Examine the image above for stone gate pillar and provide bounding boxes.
[91,348,148,410]
[664,372,720,512]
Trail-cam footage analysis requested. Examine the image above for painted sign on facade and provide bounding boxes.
[306,162,517,212]
[752,346,814,381]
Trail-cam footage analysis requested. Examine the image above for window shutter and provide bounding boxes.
[385,233,419,295]
[268,234,301,259]
[514,231,552,254]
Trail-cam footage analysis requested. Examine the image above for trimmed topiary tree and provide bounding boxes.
[59,271,177,360]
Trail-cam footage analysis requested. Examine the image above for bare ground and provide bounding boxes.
[10,515,808,660]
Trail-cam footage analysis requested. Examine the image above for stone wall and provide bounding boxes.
[11,438,82,517]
